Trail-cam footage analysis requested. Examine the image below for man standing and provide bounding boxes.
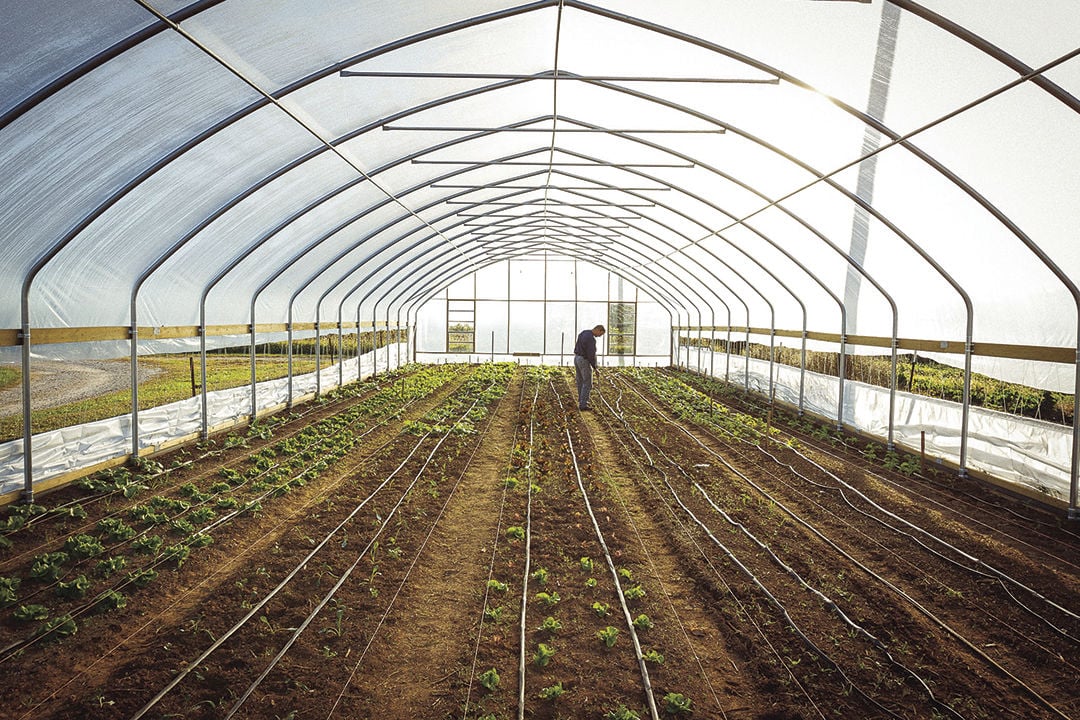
[573,325,605,410]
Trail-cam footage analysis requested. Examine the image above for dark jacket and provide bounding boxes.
[574,329,598,369]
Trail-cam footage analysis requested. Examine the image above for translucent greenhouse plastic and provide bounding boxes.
[0,1,1077,510]
[0,346,407,497]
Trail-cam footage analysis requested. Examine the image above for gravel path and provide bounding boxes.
[0,359,163,418]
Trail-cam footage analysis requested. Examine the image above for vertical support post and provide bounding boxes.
[314,318,322,398]
[1068,348,1079,519]
[798,329,807,416]
[837,328,848,431]
[561,332,565,367]
[249,315,257,423]
[338,318,345,390]
[286,314,294,409]
[130,323,140,460]
[958,336,973,478]
[199,317,208,441]
[887,335,899,449]
[20,322,33,503]
[491,330,495,363]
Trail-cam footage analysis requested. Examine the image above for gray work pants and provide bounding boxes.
[574,354,593,409]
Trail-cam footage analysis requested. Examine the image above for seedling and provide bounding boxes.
[538,681,564,700]
[663,692,692,714]
[597,626,619,648]
[579,556,594,573]
[618,567,634,582]
[97,517,136,541]
[132,535,163,555]
[538,616,561,634]
[29,552,69,581]
[531,567,549,584]
[603,705,641,720]
[506,526,526,540]
[487,579,508,592]
[95,590,127,613]
[585,577,598,589]
[533,643,556,667]
[624,584,646,601]
[478,667,500,692]
[55,574,91,599]
[13,604,49,622]
[37,613,78,641]
[592,601,610,617]
[63,534,105,559]
[95,556,127,577]
[535,591,560,606]
[632,614,654,630]
[0,576,20,605]
[642,649,665,664]
[484,605,504,623]
[127,568,158,589]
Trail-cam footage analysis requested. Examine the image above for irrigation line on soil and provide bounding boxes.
[128,414,446,720]
[326,378,512,720]
[618,371,1071,720]
[607,388,919,720]
[664,368,1080,552]
[595,379,830,720]
[663,371,1080,645]
[516,379,541,720]
[547,379,661,720]
[12,376,451,719]
[219,382,502,720]
[463,369,530,719]
[586,379,729,718]
[2,379,439,663]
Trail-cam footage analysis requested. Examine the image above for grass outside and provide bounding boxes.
[0,354,321,443]
[0,366,18,391]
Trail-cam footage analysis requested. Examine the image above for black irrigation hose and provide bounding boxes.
[326,374,513,720]
[662,372,1080,643]
[666,368,1080,546]
[0,374,441,658]
[11,373,455,719]
[615,371,1072,720]
[600,379,825,720]
[516,378,541,720]
[463,369,531,720]
[595,379,914,720]
[138,372,504,720]
[588,379,730,719]
[547,379,661,720]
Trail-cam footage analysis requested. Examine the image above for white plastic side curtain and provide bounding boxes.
[681,347,1072,502]
[0,346,407,497]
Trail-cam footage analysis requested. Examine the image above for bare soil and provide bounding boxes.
[0,364,1076,720]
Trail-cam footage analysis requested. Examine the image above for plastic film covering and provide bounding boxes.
[680,347,1072,502]
[1,1,1078,502]
[0,346,407,497]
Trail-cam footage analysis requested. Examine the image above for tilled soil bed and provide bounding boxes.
[0,364,1076,720]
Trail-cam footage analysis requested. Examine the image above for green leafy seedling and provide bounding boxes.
[642,649,665,664]
[13,604,49,622]
[478,667,500,692]
[535,591,560,606]
[506,526,525,540]
[579,556,594,573]
[533,642,556,667]
[592,601,610,617]
[632,614,654,630]
[531,567,549,584]
[538,681,564,700]
[597,625,619,648]
[664,692,692,714]
[624,584,646,601]
[538,616,561,634]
